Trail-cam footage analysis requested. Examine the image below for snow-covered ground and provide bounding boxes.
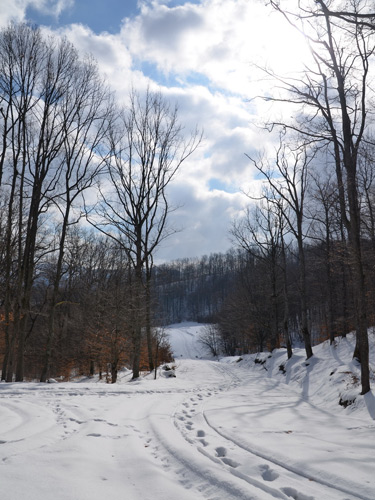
[1,322,374,500]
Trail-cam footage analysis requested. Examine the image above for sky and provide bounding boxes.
[0,0,311,262]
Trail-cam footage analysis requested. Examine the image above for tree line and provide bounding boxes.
[257,0,375,395]
[154,227,371,364]
[0,22,200,383]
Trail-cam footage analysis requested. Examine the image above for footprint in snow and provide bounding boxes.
[281,487,315,500]
[215,447,239,467]
[197,430,205,437]
[221,457,239,468]
[215,446,227,457]
[260,464,279,482]
[69,418,85,424]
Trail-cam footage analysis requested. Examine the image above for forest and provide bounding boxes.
[1,0,375,396]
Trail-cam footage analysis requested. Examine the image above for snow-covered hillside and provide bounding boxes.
[167,322,211,359]
[0,323,374,500]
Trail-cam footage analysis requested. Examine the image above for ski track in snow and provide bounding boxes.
[0,323,374,500]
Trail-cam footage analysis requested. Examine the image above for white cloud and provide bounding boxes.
[158,177,249,261]
[0,0,27,25]
[34,0,74,18]
[121,0,255,94]
[157,84,260,183]
[55,24,133,87]
[0,0,74,26]
[0,0,310,260]
[121,0,312,97]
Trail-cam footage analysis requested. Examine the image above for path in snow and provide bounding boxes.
[167,322,208,359]
[0,323,374,500]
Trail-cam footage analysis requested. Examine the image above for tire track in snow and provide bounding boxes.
[168,363,297,500]
[202,408,367,500]
[172,363,367,500]
[173,371,296,500]
[147,411,261,500]
[136,362,264,499]
[0,398,61,462]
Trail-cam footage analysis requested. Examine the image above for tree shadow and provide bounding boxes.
[363,391,375,420]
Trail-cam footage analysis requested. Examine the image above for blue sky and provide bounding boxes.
[26,0,140,34]
[0,0,308,261]
[25,0,203,35]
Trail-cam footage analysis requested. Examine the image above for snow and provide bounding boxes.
[1,323,374,500]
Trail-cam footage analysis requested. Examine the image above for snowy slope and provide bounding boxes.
[167,322,209,359]
[0,324,374,500]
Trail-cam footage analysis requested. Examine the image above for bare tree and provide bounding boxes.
[153,327,173,379]
[0,23,58,381]
[39,54,114,382]
[231,194,283,352]
[266,0,373,393]
[276,198,293,359]
[87,88,202,379]
[0,23,114,382]
[198,324,221,357]
[308,171,342,344]
[246,142,313,359]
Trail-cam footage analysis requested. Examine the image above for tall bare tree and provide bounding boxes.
[246,142,313,359]
[87,88,201,379]
[266,0,373,393]
[231,194,283,352]
[0,23,50,381]
[39,54,114,382]
[309,171,342,344]
[0,23,113,381]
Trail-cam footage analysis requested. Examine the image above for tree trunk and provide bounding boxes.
[111,361,118,384]
[132,258,143,380]
[40,209,70,382]
[280,234,292,359]
[325,224,335,345]
[297,225,313,359]
[145,263,154,371]
[347,206,370,394]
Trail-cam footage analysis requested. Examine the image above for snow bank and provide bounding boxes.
[238,330,375,419]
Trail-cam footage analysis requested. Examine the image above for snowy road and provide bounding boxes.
[0,323,374,500]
